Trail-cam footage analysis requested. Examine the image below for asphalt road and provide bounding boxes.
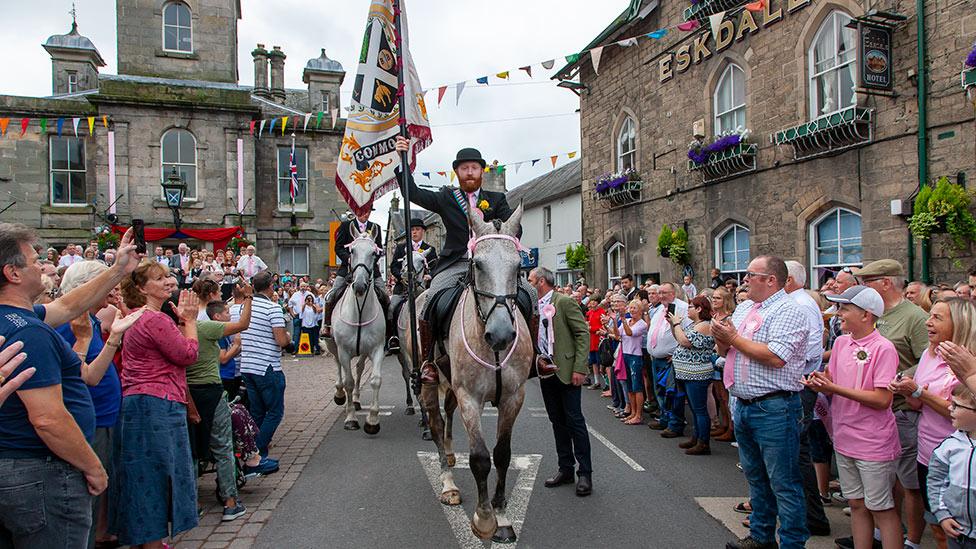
[256,356,749,548]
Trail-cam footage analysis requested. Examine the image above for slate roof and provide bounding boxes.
[506,158,581,210]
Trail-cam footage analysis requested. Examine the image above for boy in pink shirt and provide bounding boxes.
[803,286,902,549]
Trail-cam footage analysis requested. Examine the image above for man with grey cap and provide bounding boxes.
[851,259,929,549]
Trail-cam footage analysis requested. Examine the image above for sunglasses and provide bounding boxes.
[950,401,976,412]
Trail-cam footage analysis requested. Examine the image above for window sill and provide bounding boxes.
[41,204,93,214]
[273,210,313,218]
[155,49,199,60]
[771,106,873,161]
[152,199,204,210]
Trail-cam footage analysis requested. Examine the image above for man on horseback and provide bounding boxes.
[393,136,559,384]
[388,218,437,353]
[322,211,399,354]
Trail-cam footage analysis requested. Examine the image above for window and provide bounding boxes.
[715,224,750,283]
[606,242,624,287]
[67,72,78,93]
[810,208,862,281]
[163,2,192,53]
[277,146,309,210]
[714,64,746,134]
[161,128,197,200]
[616,117,636,171]
[279,245,309,276]
[50,136,86,205]
[543,206,552,242]
[809,11,857,118]
[321,92,330,113]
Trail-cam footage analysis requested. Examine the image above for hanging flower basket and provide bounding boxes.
[688,128,751,166]
[595,168,642,206]
[909,176,976,264]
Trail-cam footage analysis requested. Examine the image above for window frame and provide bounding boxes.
[809,207,862,284]
[808,11,857,119]
[279,245,310,277]
[49,136,87,206]
[543,205,552,242]
[606,242,625,287]
[714,224,750,283]
[321,92,330,114]
[162,1,193,53]
[160,128,198,201]
[277,146,309,211]
[67,72,78,94]
[616,117,636,172]
[714,64,746,135]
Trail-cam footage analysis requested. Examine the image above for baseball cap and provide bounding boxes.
[824,285,885,317]
[852,259,904,278]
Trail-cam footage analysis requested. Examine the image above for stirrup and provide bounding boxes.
[420,361,439,385]
[322,325,333,339]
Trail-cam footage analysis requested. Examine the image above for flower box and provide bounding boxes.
[688,142,757,183]
[963,68,976,90]
[771,106,873,161]
[595,170,642,207]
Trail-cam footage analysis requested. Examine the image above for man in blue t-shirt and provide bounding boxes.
[0,222,140,547]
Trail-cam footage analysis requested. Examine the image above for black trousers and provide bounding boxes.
[799,387,830,530]
[540,375,592,475]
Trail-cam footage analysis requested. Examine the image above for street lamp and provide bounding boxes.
[161,167,186,230]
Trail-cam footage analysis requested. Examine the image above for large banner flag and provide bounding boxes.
[336,0,431,215]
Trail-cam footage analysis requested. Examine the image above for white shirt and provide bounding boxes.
[236,254,268,278]
[645,299,690,359]
[789,288,825,372]
[288,290,310,317]
[681,283,698,301]
[58,254,81,267]
[155,255,168,265]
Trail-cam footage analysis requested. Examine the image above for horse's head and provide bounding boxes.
[347,226,380,296]
[467,202,524,352]
[410,249,429,279]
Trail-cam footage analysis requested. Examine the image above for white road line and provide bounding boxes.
[586,426,645,472]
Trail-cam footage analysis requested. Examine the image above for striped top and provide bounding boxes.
[240,294,285,376]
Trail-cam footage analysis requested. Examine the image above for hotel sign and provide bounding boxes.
[858,22,893,91]
[659,0,812,83]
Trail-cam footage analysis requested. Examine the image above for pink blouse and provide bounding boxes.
[119,310,199,404]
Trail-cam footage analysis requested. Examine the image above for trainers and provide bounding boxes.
[725,535,778,549]
[244,460,279,477]
[222,502,247,522]
[834,536,881,549]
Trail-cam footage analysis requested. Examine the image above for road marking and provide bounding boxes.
[418,451,542,549]
[586,426,645,471]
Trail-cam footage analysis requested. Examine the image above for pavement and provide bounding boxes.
[173,353,936,548]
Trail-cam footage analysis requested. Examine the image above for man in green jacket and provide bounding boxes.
[528,267,593,497]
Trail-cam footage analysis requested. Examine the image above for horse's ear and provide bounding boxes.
[501,201,524,237]
[467,203,491,235]
[351,221,361,238]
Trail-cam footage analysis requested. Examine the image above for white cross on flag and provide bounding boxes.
[336,0,431,216]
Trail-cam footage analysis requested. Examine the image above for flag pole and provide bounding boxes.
[392,0,424,405]
[290,132,297,227]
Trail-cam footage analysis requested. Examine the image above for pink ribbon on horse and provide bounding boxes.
[467,234,524,256]
[541,302,556,353]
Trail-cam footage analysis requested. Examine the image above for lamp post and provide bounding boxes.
[161,167,186,230]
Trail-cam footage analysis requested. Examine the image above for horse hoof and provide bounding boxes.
[343,420,360,431]
[363,422,380,435]
[404,407,415,416]
[421,429,432,441]
[492,525,517,544]
[446,454,456,467]
[439,489,461,506]
[470,518,497,541]
[334,394,346,406]
[354,401,362,411]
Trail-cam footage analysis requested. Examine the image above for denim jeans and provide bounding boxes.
[682,379,711,443]
[244,365,287,458]
[734,392,808,549]
[0,457,92,549]
[291,317,302,348]
[650,358,670,418]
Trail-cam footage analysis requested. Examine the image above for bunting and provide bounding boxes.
[590,46,604,75]
[415,150,580,179]
[0,118,8,137]
[56,118,64,136]
[87,116,95,135]
[258,119,266,137]
[303,113,312,132]
[437,86,447,105]
[281,116,288,135]
[708,12,726,43]
[476,76,489,85]
[20,118,29,136]
[71,117,80,137]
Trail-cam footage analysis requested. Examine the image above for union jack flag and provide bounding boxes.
[288,142,299,203]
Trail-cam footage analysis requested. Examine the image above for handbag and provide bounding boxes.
[598,337,615,368]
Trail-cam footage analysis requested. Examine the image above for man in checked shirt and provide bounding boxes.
[712,255,811,549]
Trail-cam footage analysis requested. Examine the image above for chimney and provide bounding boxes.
[269,46,286,103]
[251,44,269,98]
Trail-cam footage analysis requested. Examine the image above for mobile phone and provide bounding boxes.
[667,303,676,316]
[131,219,146,254]
[896,372,904,381]
[625,313,632,319]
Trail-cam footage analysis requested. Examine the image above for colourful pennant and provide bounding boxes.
[565,53,580,64]
[0,118,9,137]
[590,46,604,75]
[519,66,532,78]
[281,116,288,135]
[616,38,639,47]
[437,171,446,177]
[437,86,447,105]
[450,172,456,182]
[476,76,489,85]
[258,119,266,137]
[541,60,555,70]
[677,20,699,31]
[331,108,339,129]
[40,118,47,134]
[496,71,509,80]
[568,151,577,159]
[20,118,30,136]
[56,118,64,136]
[316,111,324,128]
[71,117,80,137]
[648,29,668,39]
[531,159,540,166]
[269,118,277,135]
[249,120,256,135]
[709,12,726,42]
[102,115,109,129]
[303,113,312,132]
[456,81,466,104]
[550,155,558,168]
[87,116,95,135]
[422,172,430,179]
[745,0,765,11]
[514,162,523,173]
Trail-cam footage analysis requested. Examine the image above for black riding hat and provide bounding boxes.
[409,218,426,230]
[452,148,487,170]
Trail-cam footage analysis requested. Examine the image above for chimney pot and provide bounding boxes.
[268,45,287,103]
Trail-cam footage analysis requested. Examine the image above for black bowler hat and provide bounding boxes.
[409,218,426,230]
[452,148,487,170]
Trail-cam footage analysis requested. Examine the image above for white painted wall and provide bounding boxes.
[519,193,582,282]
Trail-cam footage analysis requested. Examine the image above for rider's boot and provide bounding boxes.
[374,282,400,355]
[419,319,439,385]
[529,313,559,379]
[322,292,338,339]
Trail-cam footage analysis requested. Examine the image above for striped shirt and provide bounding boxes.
[728,289,808,399]
[240,294,285,376]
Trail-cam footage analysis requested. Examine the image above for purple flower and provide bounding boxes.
[705,133,741,153]
[967,42,976,68]
[608,176,628,188]
[688,148,710,164]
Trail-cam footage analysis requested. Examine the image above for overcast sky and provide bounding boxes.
[1,0,630,227]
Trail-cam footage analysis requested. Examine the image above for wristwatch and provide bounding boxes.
[910,386,924,399]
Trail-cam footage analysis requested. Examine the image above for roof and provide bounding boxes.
[43,22,106,66]
[101,73,252,91]
[553,0,657,80]
[304,49,344,74]
[506,158,581,210]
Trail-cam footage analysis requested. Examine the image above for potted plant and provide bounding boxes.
[657,225,673,257]
[668,227,691,266]
[228,236,253,254]
[565,243,590,271]
[95,229,120,252]
[289,226,301,238]
[595,168,642,200]
[909,176,976,262]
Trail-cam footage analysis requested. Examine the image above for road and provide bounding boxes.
[255,356,764,548]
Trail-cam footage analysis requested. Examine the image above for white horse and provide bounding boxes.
[326,229,387,434]
[395,248,433,417]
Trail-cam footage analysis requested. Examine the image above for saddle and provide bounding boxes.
[426,281,533,345]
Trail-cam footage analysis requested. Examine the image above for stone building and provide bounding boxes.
[0,0,350,280]
[556,0,976,289]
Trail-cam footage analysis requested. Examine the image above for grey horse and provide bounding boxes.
[419,204,533,544]
[325,228,387,434]
[394,248,433,417]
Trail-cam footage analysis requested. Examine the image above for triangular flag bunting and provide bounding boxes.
[677,20,699,31]
[87,116,95,135]
[20,118,30,136]
[268,118,277,135]
[476,76,488,85]
[616,38,638,47]
[249,120,256,135]
[519,66,532,78]
[541,59,555,70]
[456,81,466,104]
[497,165,506,174]
[303,113,312,132]
[0,118,9,137]
[496,71,509,80]
[422,172,430,179]
[71,117,80,137]
[550,155,558,168]
[40,118,48,134]
[514,161,523,173]
[745,0,764,10]
[568,151,577,159]
[281,116,288,135]
[648,29,668,39]
[331,108,339,129]
[56,118,64,136]
[709,12,726,42]
[565,53,580,64]
[437,86,447,105]
[102,115,109,129]
[316,111,324,128]
[590,46,604,75]
[483,166,490,173]
[531,159,540,166]
[258,119,266,137]
[436,171,446,177]
[450,171,456,182]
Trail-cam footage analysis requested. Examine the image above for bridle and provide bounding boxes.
[462,233,524,371]
[340,236,384,355]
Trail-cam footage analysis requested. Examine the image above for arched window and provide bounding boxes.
[809,11,856,118]
[616,117,636,172]
[715,224,750,282]
[810,208,862,282]
[161,128,197,200]
[607,242,625,287]
[714,64,746,135]
[163,2,192,53]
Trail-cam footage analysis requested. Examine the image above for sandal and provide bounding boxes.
[741,518,750,528]
[733,501,752,514]
[624,418,643,425]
